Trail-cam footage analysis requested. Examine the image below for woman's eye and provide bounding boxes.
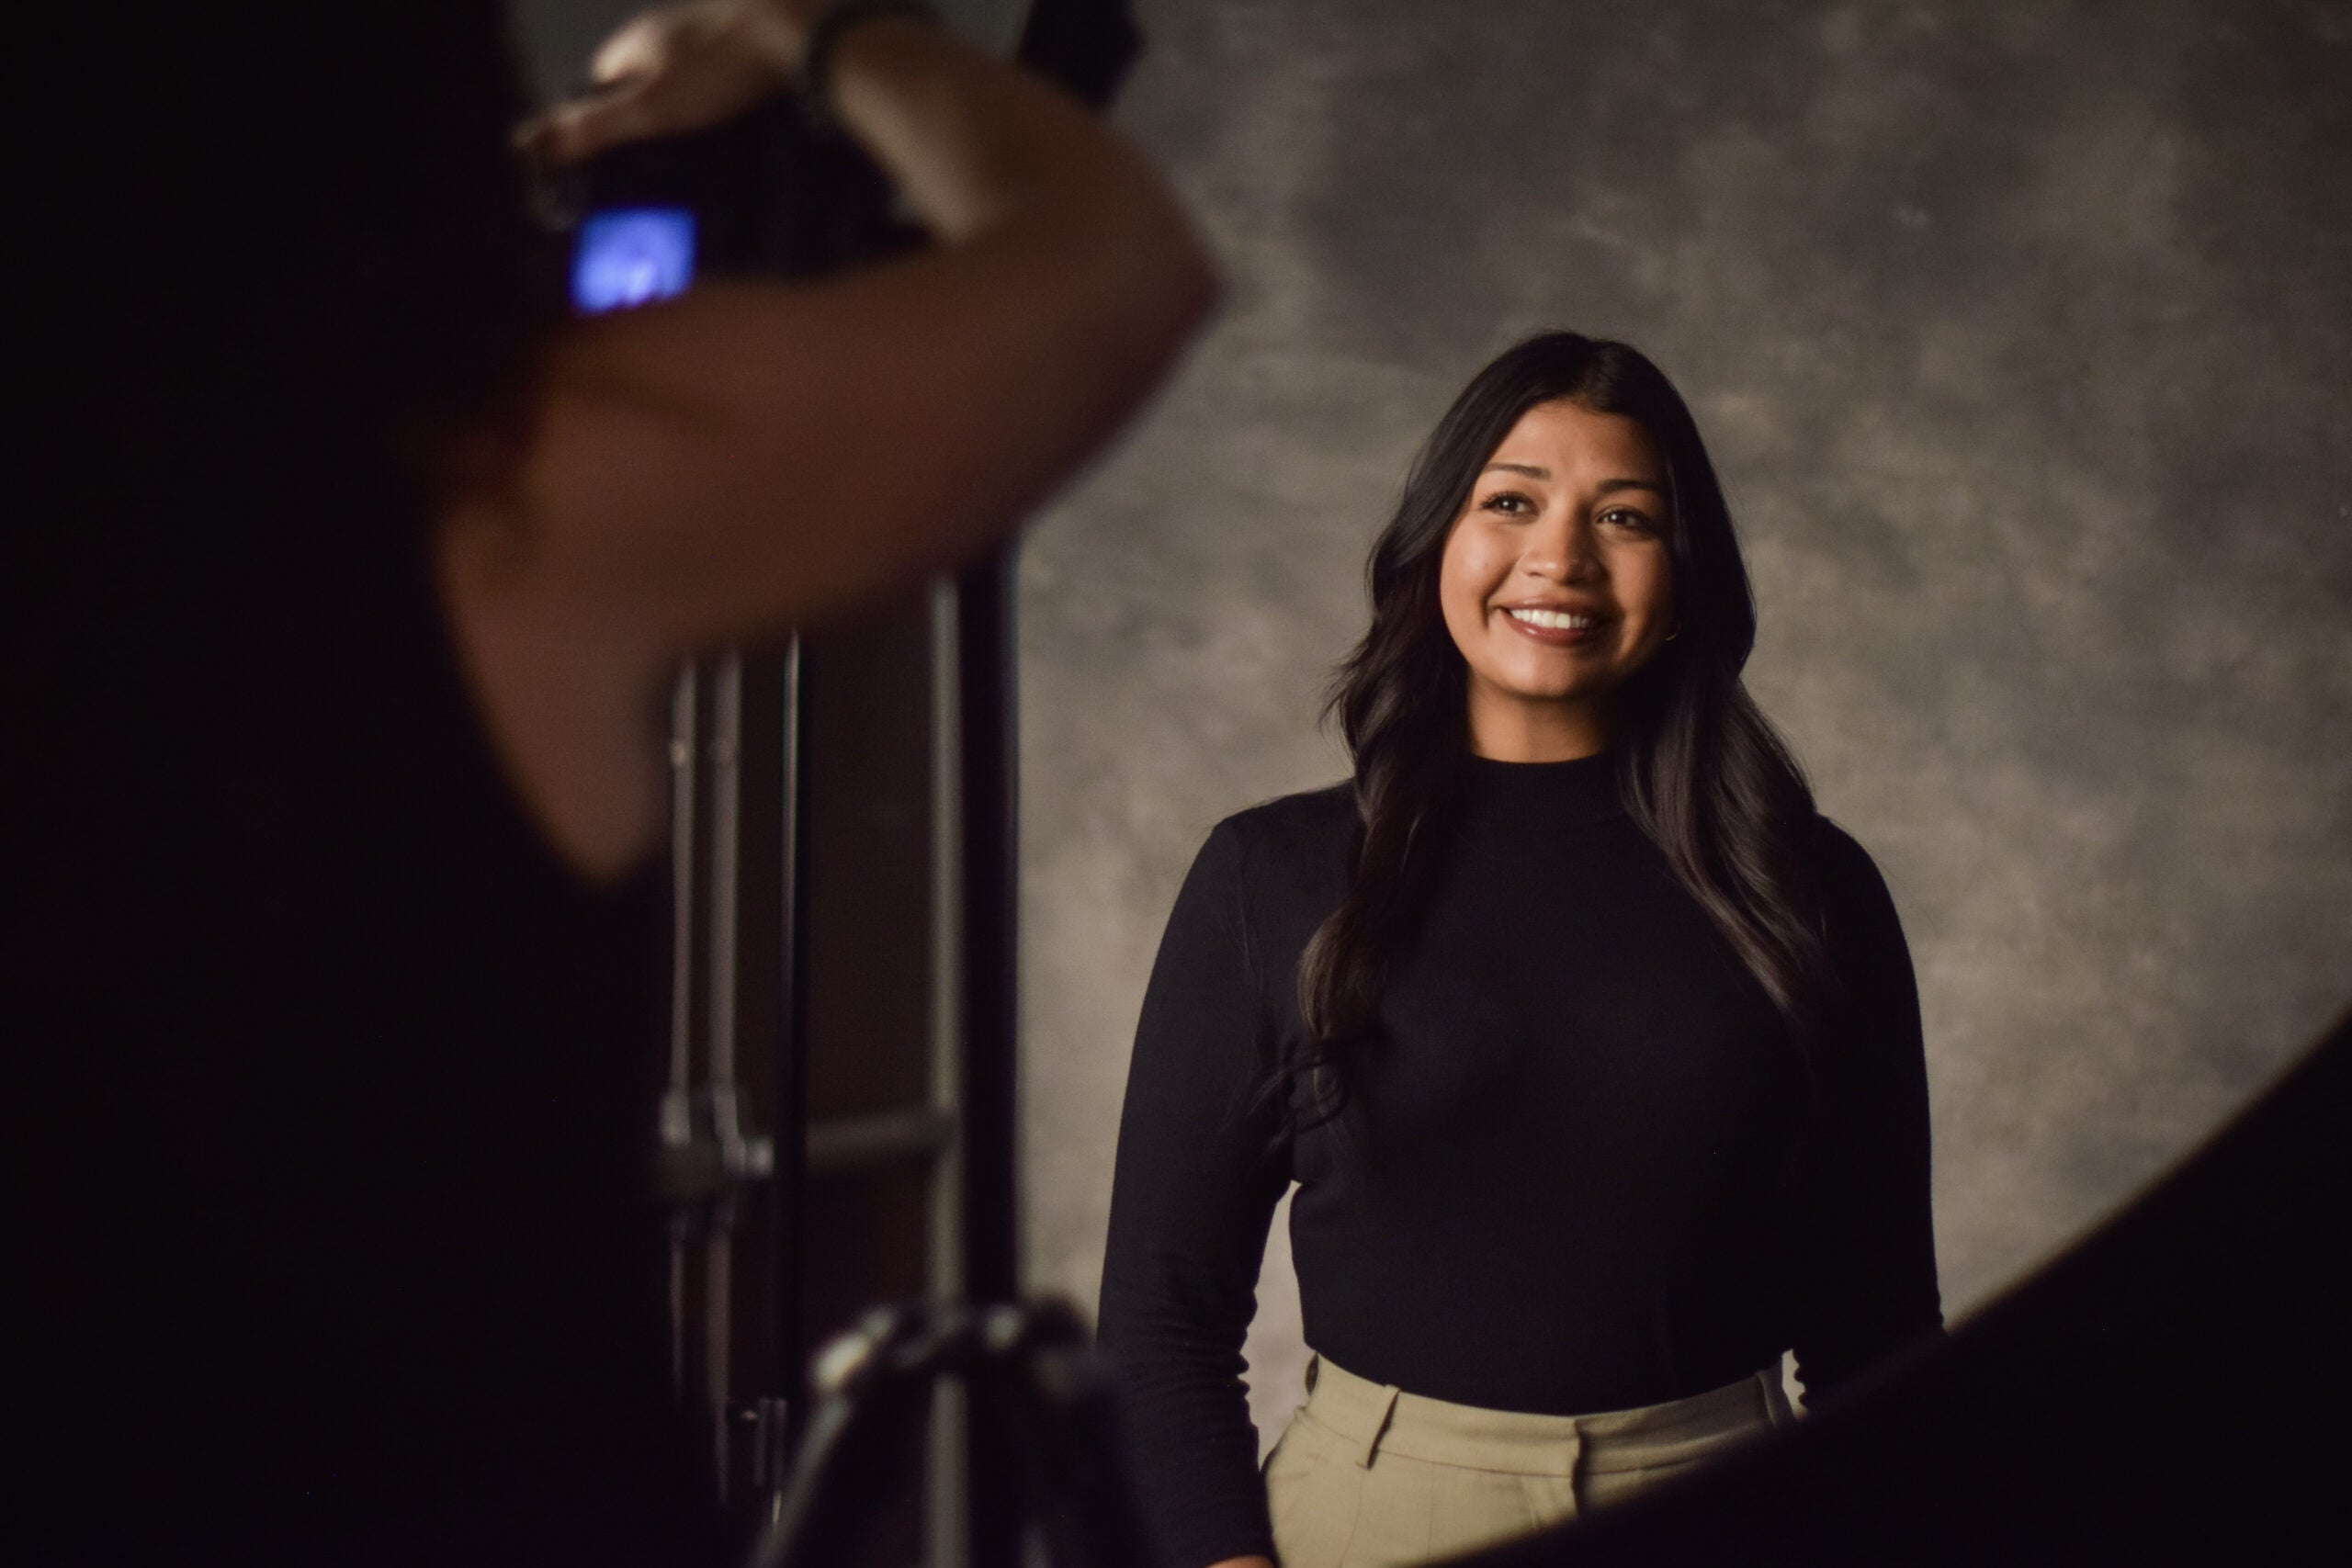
[1600,506,1657,532]
[1480,491,1532,516]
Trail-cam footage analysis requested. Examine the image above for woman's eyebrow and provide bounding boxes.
[1478,465,1664,495]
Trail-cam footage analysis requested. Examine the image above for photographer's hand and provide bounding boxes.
[518,0,813,165]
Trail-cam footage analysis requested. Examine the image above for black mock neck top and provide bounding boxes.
[1096,756,1939,1568]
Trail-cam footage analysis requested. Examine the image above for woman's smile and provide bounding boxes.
[1498,601,1610,644]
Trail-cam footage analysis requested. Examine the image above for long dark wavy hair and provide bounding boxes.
[1285,332,1838,1123]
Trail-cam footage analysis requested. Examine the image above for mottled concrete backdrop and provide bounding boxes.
[1016,0,2352,1438]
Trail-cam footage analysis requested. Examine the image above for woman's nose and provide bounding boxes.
[1523,515,1600,582]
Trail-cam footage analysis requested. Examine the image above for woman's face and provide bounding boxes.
[1437,399,1676,761]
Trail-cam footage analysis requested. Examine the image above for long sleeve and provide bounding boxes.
[1788,821,1944,1399]
[1097,820,1294,1568]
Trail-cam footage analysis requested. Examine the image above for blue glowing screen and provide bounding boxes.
[571,208,696,314]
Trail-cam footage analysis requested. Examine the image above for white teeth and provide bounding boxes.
[1506,608,1598,630]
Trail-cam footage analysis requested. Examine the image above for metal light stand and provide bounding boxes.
[743,1301,1154,1568]
[655,2,1149,1561]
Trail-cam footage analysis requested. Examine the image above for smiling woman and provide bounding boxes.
[1094,333,1940,1568]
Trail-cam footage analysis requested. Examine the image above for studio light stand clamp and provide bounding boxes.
[742,1297,1153,1568]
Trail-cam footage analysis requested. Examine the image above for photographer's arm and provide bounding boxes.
[517,2,1214,637]
[440,2,1214,875]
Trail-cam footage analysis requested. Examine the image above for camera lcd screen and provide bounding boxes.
[571,207,697,314]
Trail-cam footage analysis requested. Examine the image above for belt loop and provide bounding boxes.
[1356,1384,1399,1469]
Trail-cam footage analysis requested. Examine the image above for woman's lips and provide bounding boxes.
[1498,605,1608,646]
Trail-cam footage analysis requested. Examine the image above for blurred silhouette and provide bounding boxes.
[5,3,1206,1563]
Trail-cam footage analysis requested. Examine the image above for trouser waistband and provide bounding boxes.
[1297,1352,1790,1477]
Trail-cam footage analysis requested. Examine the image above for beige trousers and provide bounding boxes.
[1263,1355,1792,1568]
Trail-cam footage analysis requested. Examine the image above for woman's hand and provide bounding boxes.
[517,0,820,166]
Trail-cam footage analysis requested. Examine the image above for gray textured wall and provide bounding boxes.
[1018,0,2352,1440]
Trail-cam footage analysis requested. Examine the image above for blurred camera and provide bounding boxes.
[546,93,915,316]
[571,207,697,313]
